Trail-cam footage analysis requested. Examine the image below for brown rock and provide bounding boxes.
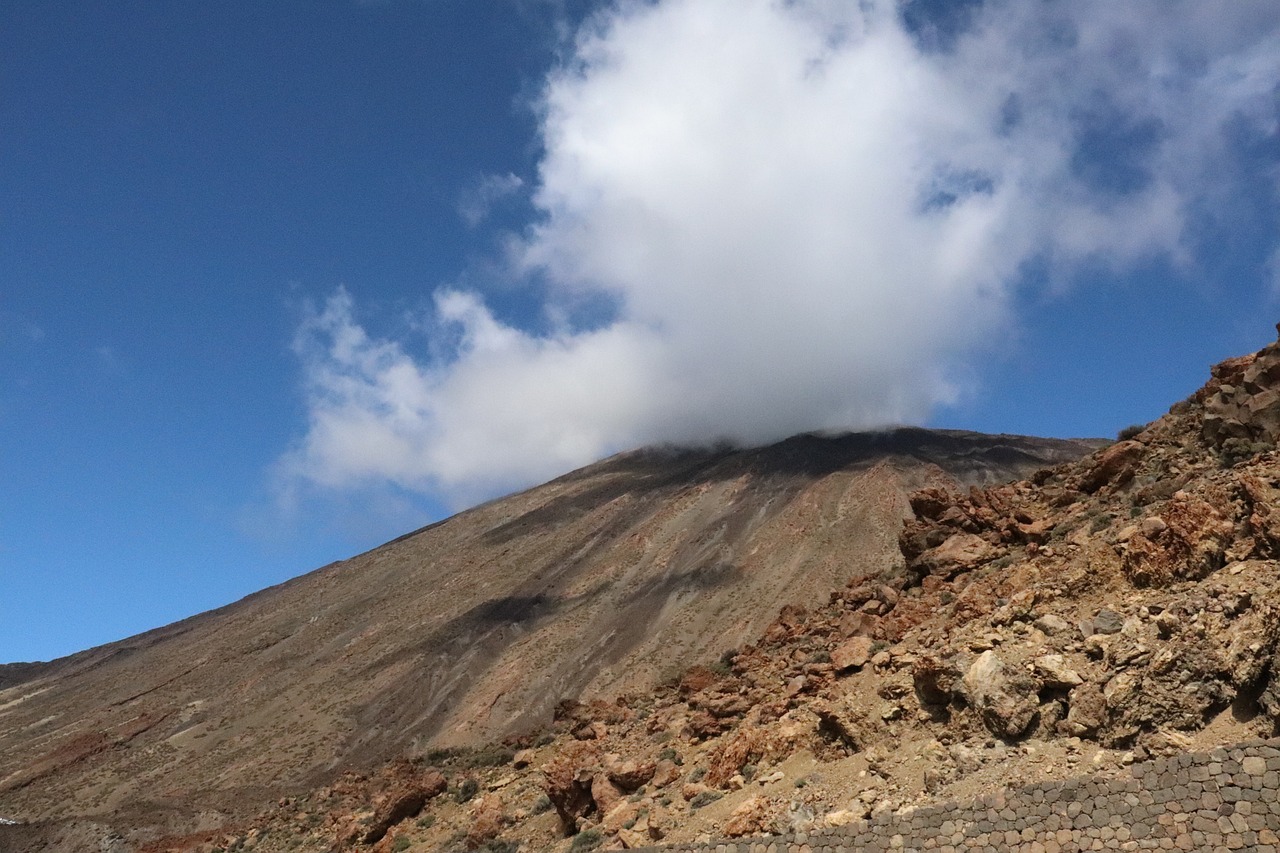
[678,665,721,696]
[1078,440,1144,493]
[604,755,656,792]
[465,794,505,849]
[704,725,767,788]
[723,795,775,837]
[912,653,963,706]
[831,636,874,672]
[1058,682,1106,737]
[541,744,600,833]
[914,533,996,578]
[650,758,680,788]
[591,773,624,816]
[361,770,447,845]
[838,610,876,638]
[1122,499,1228,587]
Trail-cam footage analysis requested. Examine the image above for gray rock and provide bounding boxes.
[1092,608,1125,635]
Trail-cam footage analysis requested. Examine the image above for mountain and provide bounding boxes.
[120,330,1280,853]
[0,428,1096,849]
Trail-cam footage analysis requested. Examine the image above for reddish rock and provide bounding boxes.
[362,770,447,844]
[541,744,600,833]
[677,665,720,696]
[1122,498,1228,587]
[723,795,775,837]
[604,755,656,791]
[831,637,874,672]
[1077,440,1145,493]
[650,758,681,788]
[465,794,505,848]
[591,773,624,816]
[913,533,997,579]
[838,611,876,637]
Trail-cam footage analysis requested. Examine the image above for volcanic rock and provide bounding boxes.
[960,651,1041,739]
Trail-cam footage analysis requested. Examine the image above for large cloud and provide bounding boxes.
[280,0,1280,507]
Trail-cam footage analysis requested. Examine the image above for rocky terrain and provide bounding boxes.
[61,329,1280,853]
[0,427,1092,852]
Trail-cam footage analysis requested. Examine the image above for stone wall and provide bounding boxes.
[642,738,1280,853]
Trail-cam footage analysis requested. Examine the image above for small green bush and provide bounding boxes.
[1117,423,1147,441]
[480,841,518,853]
[454,777,479,803]
[689,790,722,809]
[391,836,411,853]
[570,828,604,852]
[416,814,435,828]
[531,794,552,814]
[687,767,706,782]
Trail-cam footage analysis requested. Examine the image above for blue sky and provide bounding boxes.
[3,0,1279,663]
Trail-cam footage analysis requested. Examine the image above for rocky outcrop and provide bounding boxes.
[361,768,446,845]
[1202,332,1280,449]
[960,651,1041,739]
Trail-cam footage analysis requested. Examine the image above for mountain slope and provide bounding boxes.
[0,428,1094,841]
[108,331,1280,853]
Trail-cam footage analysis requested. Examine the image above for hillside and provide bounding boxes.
[73,331,1280,853]
[0,429,1094,850]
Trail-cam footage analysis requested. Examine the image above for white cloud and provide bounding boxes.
[281,0,1280,507]
[458,172,526,227]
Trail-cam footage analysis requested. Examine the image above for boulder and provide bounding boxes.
[1077,441,1144,493]
[361,770,447,845]
[1058,683,1106,737]
[591,773,624,816]
[1032,654,1084,689]
[650,759,681,789]
[541,744,600,833]
[960,651,1041,739]
[914,533,996,578]
[604,755,656,792]
[464,794,505,849]
[831,637,874,672]
[723,795,775,837]
[1121,499,1228,587]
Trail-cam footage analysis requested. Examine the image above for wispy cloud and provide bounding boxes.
[279,0,1280,509]
[458,172,526,227]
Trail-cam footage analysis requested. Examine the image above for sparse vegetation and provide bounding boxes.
[569,828,603,851]
[689,790,722,809]
[531,794,552,814]
[454,777,479,803]
[1118,423,1147,441]
[391,836,411,852]
[1220,437,1269,466]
